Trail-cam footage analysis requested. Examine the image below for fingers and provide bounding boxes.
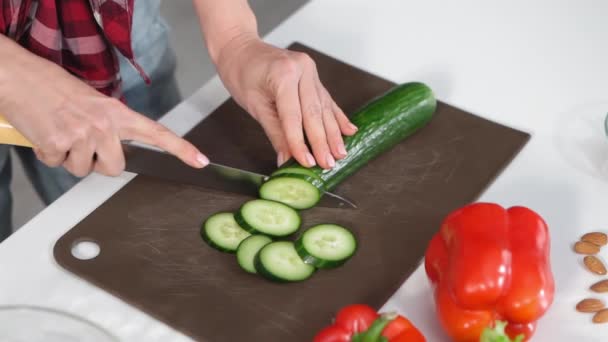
[270,52,359,168]
[299,70,334,169]
[251,101,292,166]
[274,68,316,168]
[35,132,71,167]
[62,132,96,177]
[332,100,358,136]
[93,130,125,177]
[259,113,292,166]
[118,108,209,169]
[316,83,347,160]
[34,145,67,168]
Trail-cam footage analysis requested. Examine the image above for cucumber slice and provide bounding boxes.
[254,241,315,282]
[236,235,273,274]
[235,199,301,237]
[259,175,321,210]
[295,224,357,268]
[201,212,251,253]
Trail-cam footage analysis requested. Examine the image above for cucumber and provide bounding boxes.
[277,82,436,192]
[295,224,357,268]
[234,199,301,237]
[259,174,322,210]
[254,241,315,282]
[201,212,251,253]
[236,235,273,274]
[271,167,323,182]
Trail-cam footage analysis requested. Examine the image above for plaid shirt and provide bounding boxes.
[0,0,149,98]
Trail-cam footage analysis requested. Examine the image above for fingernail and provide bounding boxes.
[277,152,285,166]
[349,123,358,131]
[326,154,335,168]
[306,153,316,167]
[338,143,347,156]
[197,153,209,167]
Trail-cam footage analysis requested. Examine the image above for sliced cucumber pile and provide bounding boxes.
[200,82,437,283]
[200,205,357,282]
[254,241,315,282]
[237,235,273,274]
[235,199,301,237]
[295,224,357,269]
[201,212,251,253]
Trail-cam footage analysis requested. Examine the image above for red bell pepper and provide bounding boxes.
[424,203,554,342]
[313,304,426,342]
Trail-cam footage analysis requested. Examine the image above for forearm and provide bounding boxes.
[0,35,64,117]
[192,0,259,65]
[0,35,35,116]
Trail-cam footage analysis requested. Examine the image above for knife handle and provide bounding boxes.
[0,114,34,148]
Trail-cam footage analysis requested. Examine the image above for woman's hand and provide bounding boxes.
[0,35,208,178]
[214,35,358,169]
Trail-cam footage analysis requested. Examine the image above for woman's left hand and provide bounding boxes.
[214,35,358,169]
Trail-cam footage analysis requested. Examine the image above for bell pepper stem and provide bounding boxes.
[479,321,524,342]
[352,312,397,342]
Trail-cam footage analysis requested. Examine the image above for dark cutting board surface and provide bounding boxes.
[54,43,530,341]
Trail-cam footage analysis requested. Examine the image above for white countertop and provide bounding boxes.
[2,0,608,340]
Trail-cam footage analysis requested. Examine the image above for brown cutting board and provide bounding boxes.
[54,43,530,341]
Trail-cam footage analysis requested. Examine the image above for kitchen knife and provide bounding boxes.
[0,114,357,209]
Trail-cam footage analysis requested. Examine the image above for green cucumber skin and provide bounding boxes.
[234,210,258,235]
[280,82,436,191]
[253,251,291,283]
[200,229,238,253]
[200,212,250,253]
[271,167,323,182]
[236,235,273,274]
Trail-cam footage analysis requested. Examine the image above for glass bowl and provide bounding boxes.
[0,305,118,342]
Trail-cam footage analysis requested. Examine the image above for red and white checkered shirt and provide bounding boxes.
[0,0,149,98]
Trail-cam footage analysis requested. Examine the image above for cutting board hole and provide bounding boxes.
[71,239,100,260]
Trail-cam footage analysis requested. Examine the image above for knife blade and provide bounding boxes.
[123,143,357,209]
[0,114,356,209]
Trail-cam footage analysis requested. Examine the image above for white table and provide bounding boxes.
[2,0,608,340]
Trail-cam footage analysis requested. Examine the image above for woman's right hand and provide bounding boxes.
[0,35,208,178]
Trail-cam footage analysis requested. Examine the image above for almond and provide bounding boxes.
[593,309,608,323]
[576,298,605,313]
[574,241,600,255]
[591,279,608,293]
[585,256,607,275]
[582,232,608,247]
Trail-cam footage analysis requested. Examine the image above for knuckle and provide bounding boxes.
[295,52,315,67]
[46,135,71,153]
[152,122,171,137]
[272,57,299,78]
[321,100,333,114]
[303,103,323,119]
[72,125,91,142]
[92,114,112,132]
